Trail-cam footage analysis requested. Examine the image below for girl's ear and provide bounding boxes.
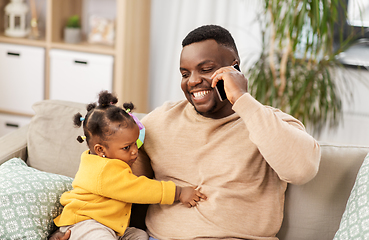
[94,144,105,157]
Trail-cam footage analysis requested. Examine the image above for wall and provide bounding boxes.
[317,66,369,146]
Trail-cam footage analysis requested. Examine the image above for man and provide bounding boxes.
[52,25,320,240]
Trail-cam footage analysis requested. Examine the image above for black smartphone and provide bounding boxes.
[215,64,241,101]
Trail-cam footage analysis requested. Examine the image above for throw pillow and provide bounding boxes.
[0,158,73,240]
[334,153,369,240]
[27,100,88,178]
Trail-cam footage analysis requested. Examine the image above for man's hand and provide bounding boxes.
[176,186,207,208]
[211,65,248,104]
[49,229,71,240]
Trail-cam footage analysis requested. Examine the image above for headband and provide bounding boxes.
[127,111,145,149]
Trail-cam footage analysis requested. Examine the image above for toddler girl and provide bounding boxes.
[54,91,207,240]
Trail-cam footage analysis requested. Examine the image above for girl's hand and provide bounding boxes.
[48,229,71,240]
[176,186,207,208]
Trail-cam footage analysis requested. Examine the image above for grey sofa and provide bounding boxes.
[0,99,368,240]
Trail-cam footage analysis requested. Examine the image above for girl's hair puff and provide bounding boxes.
[73,90,136,147]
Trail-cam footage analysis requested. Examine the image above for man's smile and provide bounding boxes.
[191,90,211,99]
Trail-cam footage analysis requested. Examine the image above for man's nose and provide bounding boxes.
[188,73,202,86]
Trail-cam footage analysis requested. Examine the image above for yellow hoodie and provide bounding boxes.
[54,150,176,236]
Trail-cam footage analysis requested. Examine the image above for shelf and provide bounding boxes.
[50,41,115,55]
[0,33,46,48]
[0,35,115,55]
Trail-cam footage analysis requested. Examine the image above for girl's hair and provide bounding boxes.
[73,90,136,147]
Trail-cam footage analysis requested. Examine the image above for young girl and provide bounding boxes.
[54,91,207,240]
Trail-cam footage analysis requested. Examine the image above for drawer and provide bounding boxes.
[49,49,113,104]
[0,43,45,115]
[0,114,31,137]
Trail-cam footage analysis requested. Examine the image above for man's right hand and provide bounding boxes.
[211,65,248,105]
[49,229,71,240]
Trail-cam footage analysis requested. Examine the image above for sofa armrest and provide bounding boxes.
[0,124,29,165]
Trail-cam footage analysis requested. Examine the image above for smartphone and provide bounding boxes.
[215,64,241,101]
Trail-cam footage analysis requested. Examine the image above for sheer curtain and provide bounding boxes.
[148,0,263,111]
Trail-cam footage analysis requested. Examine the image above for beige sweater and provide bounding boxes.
[138,93,321,240]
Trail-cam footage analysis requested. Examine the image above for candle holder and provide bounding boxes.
[4,0,29,38]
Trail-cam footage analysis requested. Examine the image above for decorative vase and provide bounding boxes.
[64,28,81,44]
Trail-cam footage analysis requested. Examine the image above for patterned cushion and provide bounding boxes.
[334,153,369,240]
[0,158,73,240]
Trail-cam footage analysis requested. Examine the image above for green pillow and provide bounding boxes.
[334,153,369,240]
[0,158,73,240]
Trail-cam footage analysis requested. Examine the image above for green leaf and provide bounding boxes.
[66,15,80,28]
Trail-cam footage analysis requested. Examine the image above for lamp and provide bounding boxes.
[4,0,29,38]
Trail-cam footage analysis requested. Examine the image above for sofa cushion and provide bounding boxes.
[333,153,369,239]
[277,143,369,240]
[27,100,88,178]
[0,158,73,239]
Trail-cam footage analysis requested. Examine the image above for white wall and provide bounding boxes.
[317,66,369,146]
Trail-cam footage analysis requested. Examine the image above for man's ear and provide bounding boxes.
[94,144,105,157]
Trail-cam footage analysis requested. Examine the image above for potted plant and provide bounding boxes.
[246,0,357,134]
[64,15,81,44]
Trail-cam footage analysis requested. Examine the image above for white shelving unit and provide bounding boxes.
[0,0,151,137]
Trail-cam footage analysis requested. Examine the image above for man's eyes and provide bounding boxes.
[181,67,213,78]
[181,72,189,78]
[202,68,213,72]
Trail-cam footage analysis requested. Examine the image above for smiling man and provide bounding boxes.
[131,25,321,240]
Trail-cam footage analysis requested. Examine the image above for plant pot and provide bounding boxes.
[64,28,81,44]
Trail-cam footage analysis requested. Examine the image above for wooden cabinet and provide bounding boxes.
[0,0,150,117]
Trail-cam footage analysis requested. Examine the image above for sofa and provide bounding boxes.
[0,99,368,240]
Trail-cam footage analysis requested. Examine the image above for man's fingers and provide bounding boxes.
[211,66,234,79]
[210,66,241,88]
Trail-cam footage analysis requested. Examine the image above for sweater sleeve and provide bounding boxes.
[96,161,176,204]
[232,93,321,185]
